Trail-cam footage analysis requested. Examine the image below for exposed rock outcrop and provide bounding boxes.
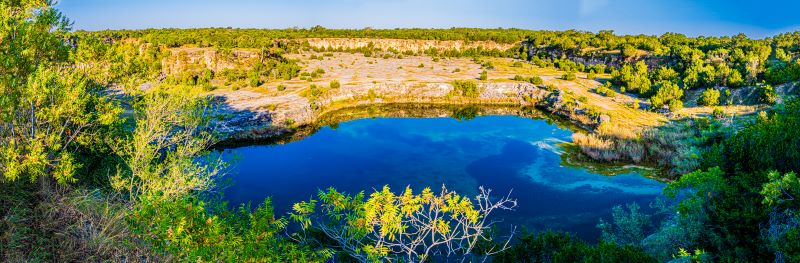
[211,81,572,142]
[303,38,516,53]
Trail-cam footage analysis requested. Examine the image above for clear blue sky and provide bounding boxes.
[57,0,800,38]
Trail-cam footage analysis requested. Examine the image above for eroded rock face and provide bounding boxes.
[303,38,516,53]
[161,48,260,74]
[211,81,556,141]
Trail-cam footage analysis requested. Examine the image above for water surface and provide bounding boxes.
[218,113,664,241]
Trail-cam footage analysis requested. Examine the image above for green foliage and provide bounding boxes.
[277,84,287,91]
[597,203,651,247]
[761,171,800,207]
[562,71,577,81]
[0,2,123,185]
[513,75,543,85]
[329,79,341,89]
[290,186,516,262]
[595,82,616,97]
[649,81,683,110]
[451,80,481,98]
[490,231,656,263]
[612,61,651,95]
[723,98,800,173]
[699,88,721,106]
[130,195,329,262]
[669,99,684,112]
[711,107,725,118]
[479,70,488,80]
[759,84,778,105]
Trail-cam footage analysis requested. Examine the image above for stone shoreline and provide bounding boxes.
[211,81,606,143]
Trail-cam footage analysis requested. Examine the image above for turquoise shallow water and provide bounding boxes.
[217,115,665,241]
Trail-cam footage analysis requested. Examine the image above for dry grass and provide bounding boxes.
[1,188,159,262]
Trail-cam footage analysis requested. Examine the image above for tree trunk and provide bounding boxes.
[30,101,35,139]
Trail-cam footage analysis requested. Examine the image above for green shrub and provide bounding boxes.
[528,76,544,85]
[562,71,577,81]
[668,99,683,112]
[712,107,725,118]
[277,84,287,91]
[596,82,616,97]
[490,231,656,263]
[479,70,488,80]
[451,80,481,97]
[759,84,778,104]
[699,88,721,106]
[329,79,340,89]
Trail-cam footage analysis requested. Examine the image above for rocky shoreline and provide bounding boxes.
[210,81,609,143]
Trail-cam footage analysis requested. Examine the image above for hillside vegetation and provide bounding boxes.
[1,1,800,262]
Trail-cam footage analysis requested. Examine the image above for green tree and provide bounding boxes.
[699,88,721,106]
[0,1,122,185]
[649,81,683,110]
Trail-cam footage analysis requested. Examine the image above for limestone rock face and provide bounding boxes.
[161,48,260,74]
[304,38,516,53]
[210,81,558,140]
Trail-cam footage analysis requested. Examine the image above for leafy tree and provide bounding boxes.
[0,1,122,185]
[699,88,721,106]
[649,81,683,110]
[759,84,778,105]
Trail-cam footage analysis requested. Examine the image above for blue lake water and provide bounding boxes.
[217,114,665,241]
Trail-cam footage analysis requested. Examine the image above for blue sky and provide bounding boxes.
[57,0,800,38]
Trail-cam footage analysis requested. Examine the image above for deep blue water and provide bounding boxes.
[217,115,665,241]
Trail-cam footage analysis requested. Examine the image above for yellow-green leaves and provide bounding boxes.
[293,185,516,262]
[761,171,799,207]
[289,200,316,230]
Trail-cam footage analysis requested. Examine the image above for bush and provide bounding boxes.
[513,75,543,85]
[329,79,340,89]
[528,76,544,85]
[649,81,683,109]
[723,98,800,173]
[247,71,261,87]
[479,70,488,80]
[699,88,721,106]
[562,71,577,81]
[668,99,683,112]
[712,107,725,118]
[490,231,656,263]
[759,84,778,104]
[596,82,616,97]
[451,80,481,97]
[277,84,287,91]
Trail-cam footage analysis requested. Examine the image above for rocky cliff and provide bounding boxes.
[303,38,517,53]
